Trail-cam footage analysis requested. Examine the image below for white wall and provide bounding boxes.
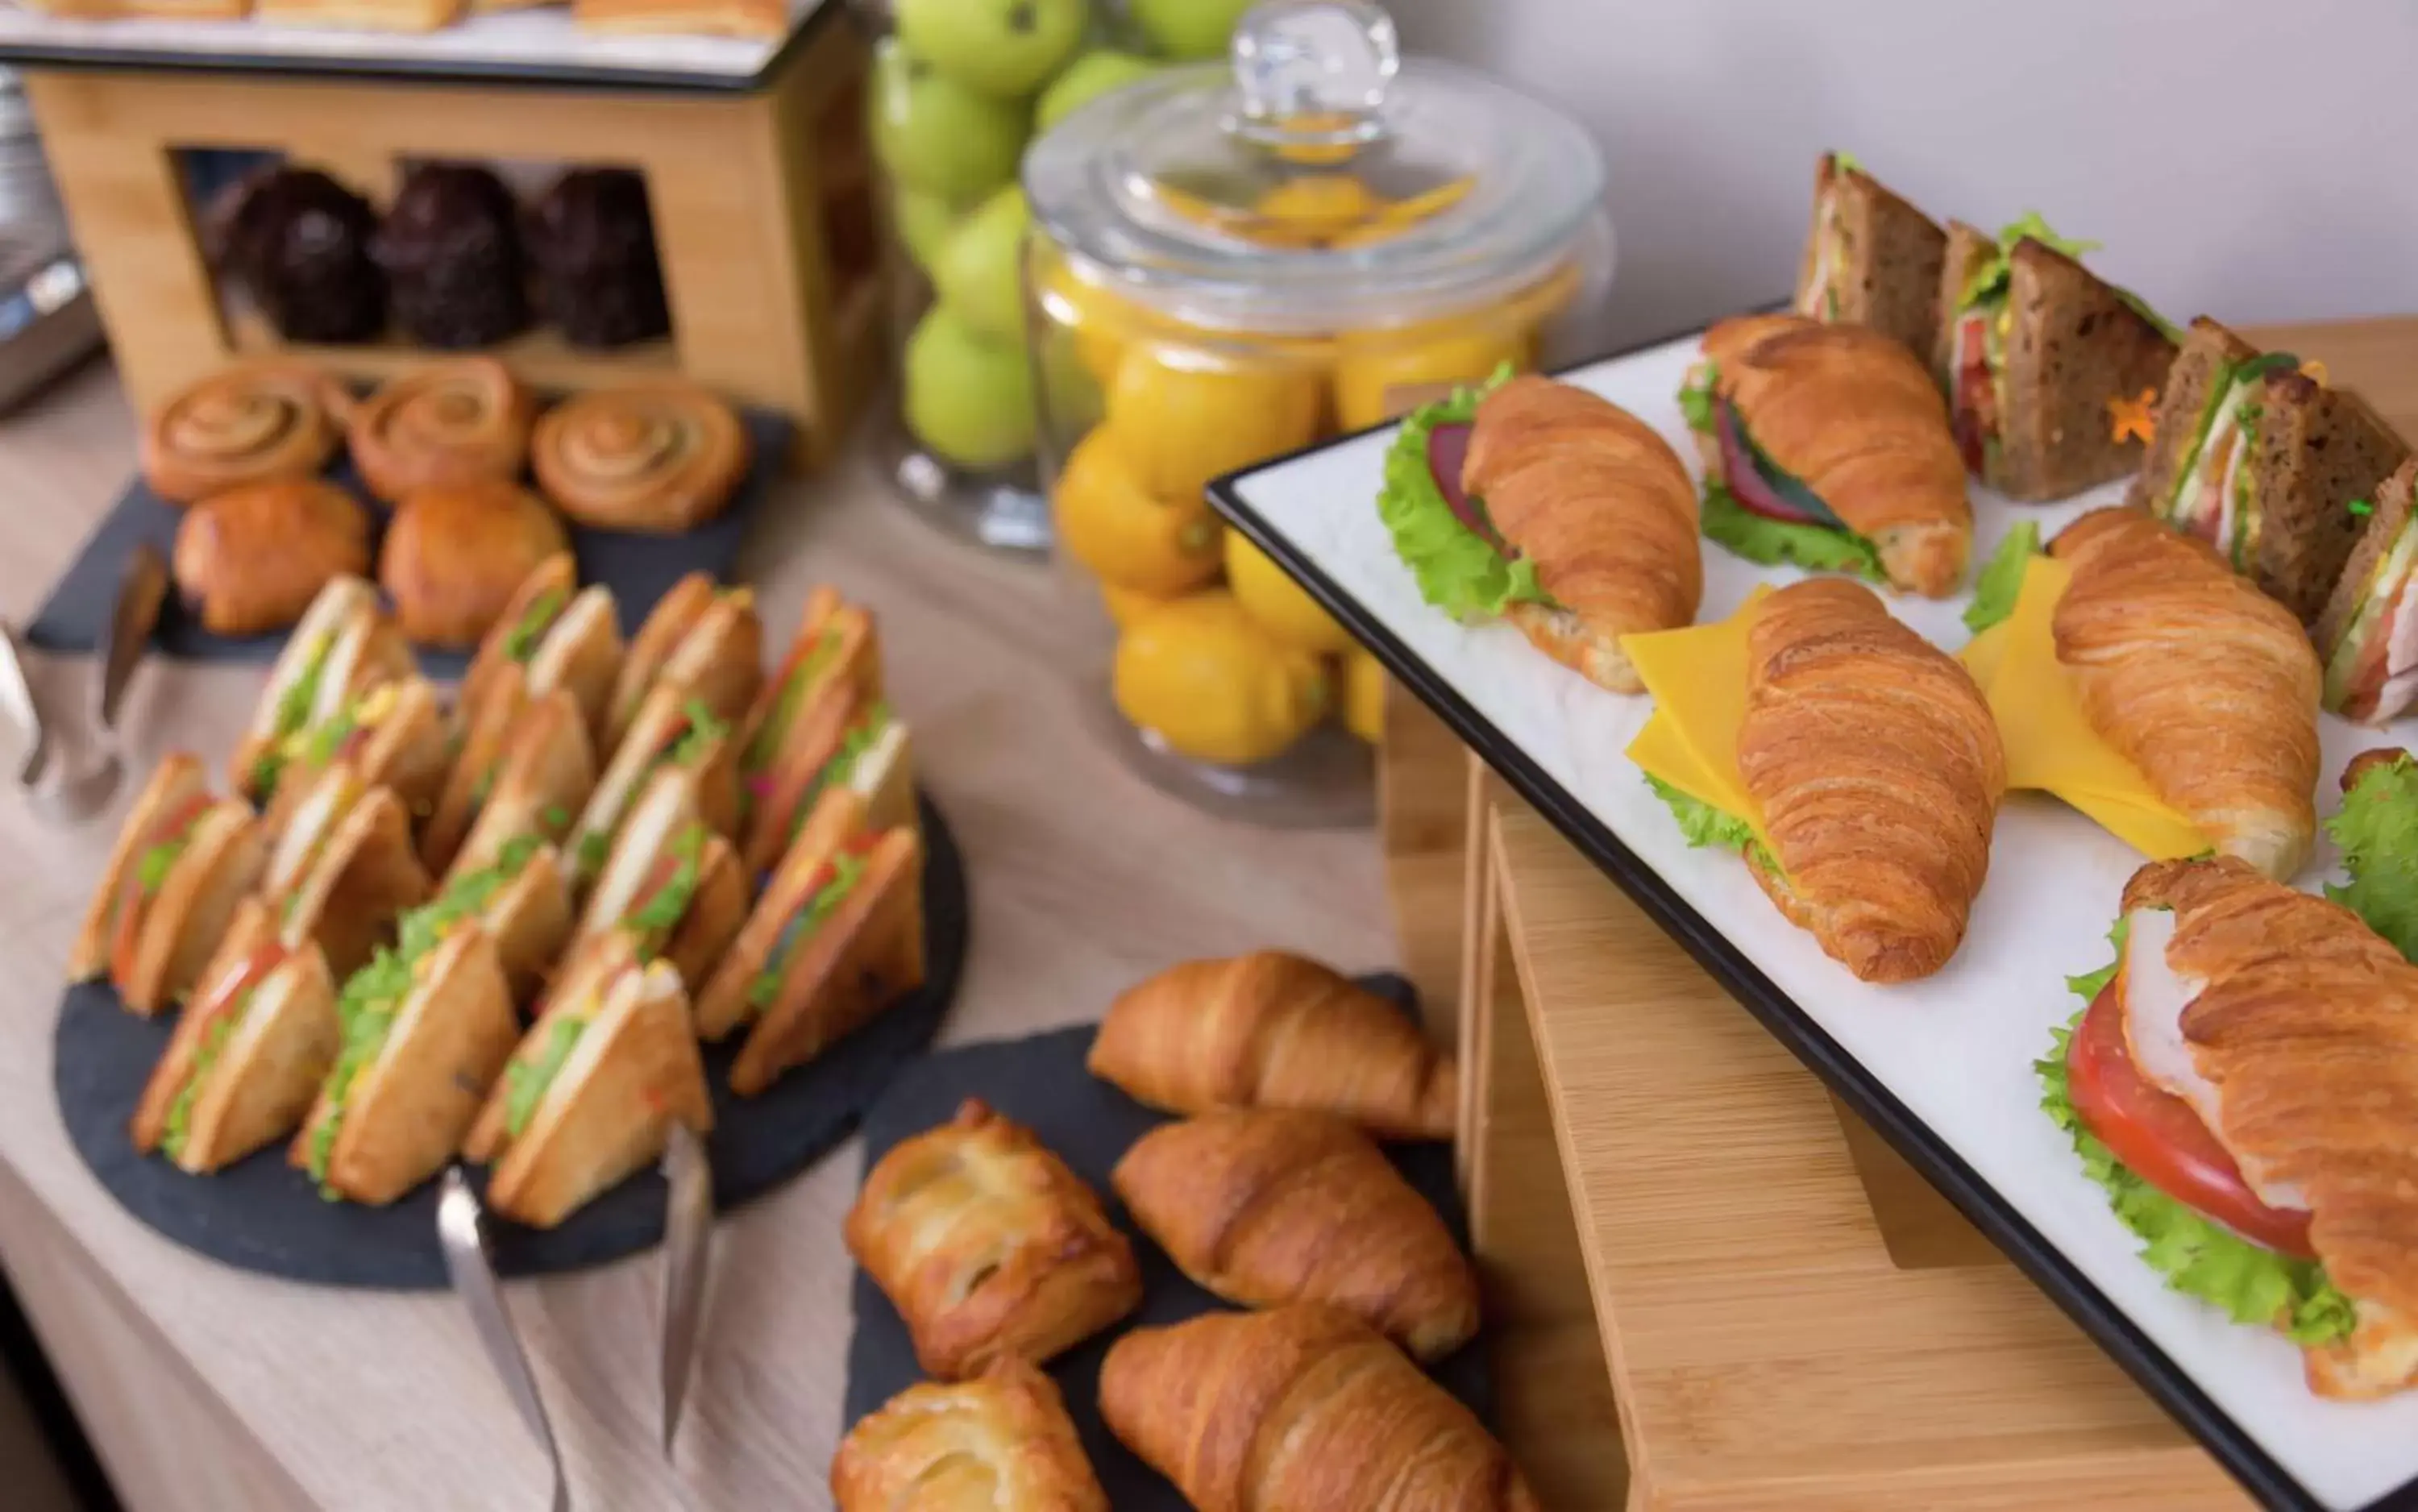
[1391,0,2418,356]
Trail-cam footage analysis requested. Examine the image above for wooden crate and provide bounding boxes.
[20,15,883,469]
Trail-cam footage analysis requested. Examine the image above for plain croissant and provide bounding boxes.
[1112,1109,1480,1360]
[1099,1304,1537,1512]
[1086,951,1456,1140]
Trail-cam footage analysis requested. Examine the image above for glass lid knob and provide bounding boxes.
[1228,0,1400,151]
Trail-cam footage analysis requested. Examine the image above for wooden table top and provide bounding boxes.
[0,361,1397,1510]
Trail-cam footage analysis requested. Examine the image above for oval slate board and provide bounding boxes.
[53,788,964,1290]
[24,407,791,679]
[841,978,1491,1510]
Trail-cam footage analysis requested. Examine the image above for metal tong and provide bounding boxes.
[0,540,158,824]
[438,1169,570,1512]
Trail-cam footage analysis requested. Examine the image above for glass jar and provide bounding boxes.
[1023,0,1609,825]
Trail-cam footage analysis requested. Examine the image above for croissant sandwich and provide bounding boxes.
[1681,314,1970,596]
[2047,857,2418,1399]
[1377,372,1700,693]
[234,575,413,805]
[569,763,747,990]
[602,572,761,757]
[260,764,431,980]
[73,754,269,1015]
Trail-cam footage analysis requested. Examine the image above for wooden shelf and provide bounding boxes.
[228,314,678,389]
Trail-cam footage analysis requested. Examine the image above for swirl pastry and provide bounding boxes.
[533,384,750,534]
[347,359,537,503]
[173,480,372,638]
[379,480,570,648]
[141,363,351,505]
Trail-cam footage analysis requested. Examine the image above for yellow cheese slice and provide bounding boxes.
[1620,588,1772,849]
[1980,555,2208,859]
[1959,620,2012,694]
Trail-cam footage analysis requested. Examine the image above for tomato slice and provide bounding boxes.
[2067,979,2316,1257]
[109,792,214,987]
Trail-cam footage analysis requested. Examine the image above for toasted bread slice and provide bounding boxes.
[461,554,575,722]
[574,765,748,979]
[695,785,869,1041]
[120,800,270,1016]
[72,753,208,982]
[265,677,455,837]
[567,684,740,892]
[1991,238,2177,501]
[264,759,372,899]
[425,663,530,874]
[276,785,430,981]
[738,676,862,876]
[480,960,713,1228]
[738,592,880,770]
[476,842,578,1007]
[297,923,520,1205]
[603,575,762,757]
[235,579,413,804]
[2242,373,2410,624]
[1794,153,1947,365]
[463,929,643,1161]
[430,687,596,879]
[464,555,625,751]
[847,720,916,837]
[730,826,923,1098]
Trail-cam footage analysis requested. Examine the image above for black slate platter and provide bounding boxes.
[54,788,963,1290]
[841,979,1489,1510]
[26,407,791,678]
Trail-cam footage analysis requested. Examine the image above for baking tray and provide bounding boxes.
[1210,328,2418,1512]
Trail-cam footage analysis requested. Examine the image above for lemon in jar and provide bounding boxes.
[1104,343,1323,503]
[1226,530,1352,654]
[1113,591,1332,766]
[1341,647,1386,744]
[1052,427,1224,596]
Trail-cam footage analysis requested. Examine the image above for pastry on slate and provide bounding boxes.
[2050,507,2320,879]
[379,480,571,649]
[172,479,371,638]
[1088,950,1457,1140]
[845,1098,1141,1380]
[71,754,270,1016]
[533,383,751,534]
[141,361,350,505]
[347,358,537,503]
[526,168,671,350]
[1100,1305,1538,1512]
[1114,1108,1481,1360]
[370,164,530,351]
[830,1360,1107,1512]
[210,166,384,344]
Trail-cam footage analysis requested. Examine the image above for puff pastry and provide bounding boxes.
[172,479,372,637]
[532,383,750,534]
[830,1360,1108,1512]
[347,359,536,503]
[843,1099,1140,1380]
[141,362,349,505]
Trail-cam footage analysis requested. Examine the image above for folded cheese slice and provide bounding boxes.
[1621,588,1772,852]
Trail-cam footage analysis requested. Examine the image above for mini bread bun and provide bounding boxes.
[173,479,372,638]
[378,480,570,648]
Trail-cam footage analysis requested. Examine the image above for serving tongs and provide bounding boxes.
[659,1121,714,1458]
[438,1169,570,1512]
[0,541,160,825]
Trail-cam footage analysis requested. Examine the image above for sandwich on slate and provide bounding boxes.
[73,753,269,1016]
[696,787,925,1096]
[2044,857,2418,1399]
[737,591,914,873]
[463,948,713,1229]
[130,899,339,1174]
[260,675,455,836]
[1680,314,1971,596]
[563,685,738,891]
[261,764,430,979]
[424,687,596,877]
[427,831,574,1008]
[1935,214,2178,501]
[295,909,521,1205]
[2131,318,2408,622]
[1793,151,1948,364]
[571,765,748,988]
[458,553,625,747]
[235,576,414,805]
[601,572,762,758]
[2319,459,2418,724]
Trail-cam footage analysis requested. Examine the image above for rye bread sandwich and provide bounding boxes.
[72,754,269,1016]
[1793,151,1949,365]
[2318,459,2418,723]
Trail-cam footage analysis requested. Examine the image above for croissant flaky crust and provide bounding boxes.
[1086,951,1456,1140]
[2052,508,2320,879]
[1100,1305,1537,1512]
[1112,1109,1480,1360]
[1701,314,1972,596]
[830,1359,1108,1512]
[1461,374,1701,693]
[1739,579,2005,982]
[2121,857,2418,1398]
[843,1099,1140,1381]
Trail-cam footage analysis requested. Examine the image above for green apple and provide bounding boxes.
[932,186,1031,343]
[904,306,1037,470]
[896,0,1087,100]
[1126,0,1255,60]
[893,187,962,275]
[1035,49,1160,131]
[868,37,1028,201]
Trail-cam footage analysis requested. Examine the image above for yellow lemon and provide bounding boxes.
[1105,344,1323,503]
[1226,530,1352,654]
[1332,318,1533,431]
[1249,174,1382,245]
[1342,648,1386,743]
[1052,427,1224,596]
[1113,591,1332,766]
[1037,257,1144,383]
[1099,579,1187,629]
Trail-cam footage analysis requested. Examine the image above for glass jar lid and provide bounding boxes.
[1024,0,1606,336]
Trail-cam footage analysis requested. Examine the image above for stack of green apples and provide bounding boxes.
[872,0,1257,473]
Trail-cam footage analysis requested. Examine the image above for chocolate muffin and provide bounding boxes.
[212,165,385,344]
[372,163,530,349]
[526,168,672,349]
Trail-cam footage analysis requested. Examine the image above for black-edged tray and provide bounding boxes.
[54,787,965,1290]
[26,405,792,679]
[1208,326,2418,1512]
[842,983,1489,1510]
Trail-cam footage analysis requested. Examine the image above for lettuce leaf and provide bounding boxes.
[1963,520,2042,633]
[504,1017,587,1139]
[1678,361,1719,435]
[2038,1012,2355,1344]
[1376,372,1550,621]
[1701,483,1886,582]
[2325,750,2418,962]
[1959,211,2104,310]
[2066,912,2129,1001]
[1645,775,1755,854]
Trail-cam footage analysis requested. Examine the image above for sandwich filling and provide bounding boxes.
[745,834,885,1014]
[746,625,850,781]
[1681,362,1885,580]
[2158,353,2299,568]
[2042,914,2354,1342]
[255,631,339,799]
[1797,168,1854,322]
[501,998,600,1140]
[576,701,728,883]
[774,704,899,852]
[502,588,567,666]
[2325,515,2418,722]
[106,793,215,983]
[263,681,407,803]
[161,941,289,1161]
[1375,374,1556,621]
[626,822,708,959]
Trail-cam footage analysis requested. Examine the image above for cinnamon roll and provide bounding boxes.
[379,480,570,648]
[532,384,750,534]
[347,359,537,503]
[172,480,372,638]
[141,363,351,505]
